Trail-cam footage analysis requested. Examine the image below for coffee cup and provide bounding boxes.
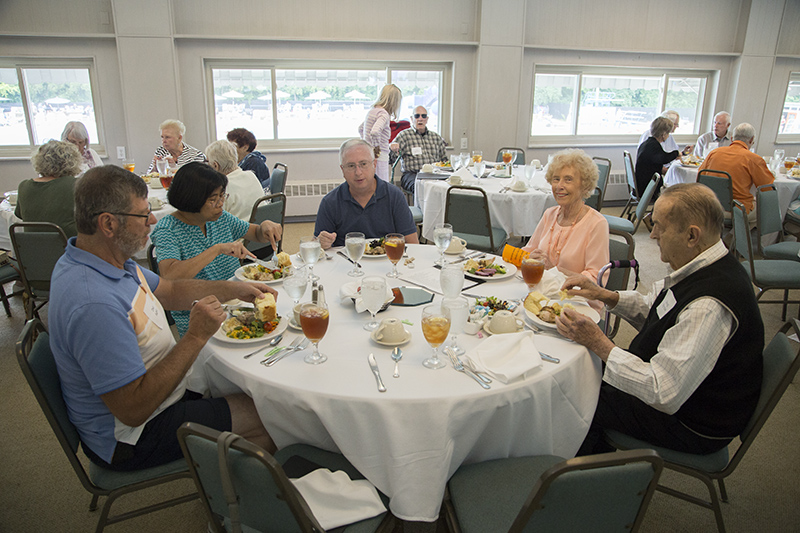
[5,191,18,205]
[449,175,463,185]
[374,318,407,343]
[489,310,523,334]
[148,197,164,210]
[421,163,434,173]
[530,159,541,169]
[293,303,304,327]
[446,237,467,254]
[511,180,527,192]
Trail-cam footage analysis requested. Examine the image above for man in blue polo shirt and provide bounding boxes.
[49,165,278,472]
[315,138,419,249]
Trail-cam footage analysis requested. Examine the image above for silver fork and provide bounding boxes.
[460,357,492,384]
[263,338,311,366]
[446,348,490,389]
[261,336,301,365]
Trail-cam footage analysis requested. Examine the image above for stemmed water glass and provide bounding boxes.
[283,266,308,307]
[384,233,405,278]
[525,162,537,186]
[421,304,451,369]
[345,232,366,277]
[299,236,321,282]
[433,223,453,266]
[471,161,486,179]
[440,263,464,299]
[443,296,469,356]
[460,152,470,170]
[156,158,168,176]
[450,154,461,171]
[300,301,329,365]
[361,276,387,331]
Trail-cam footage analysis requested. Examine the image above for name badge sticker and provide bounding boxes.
[142,289,164,329]
[411,146,423,156]
[656,289,677,319]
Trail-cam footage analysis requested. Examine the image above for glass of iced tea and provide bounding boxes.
[159,174,173,189]
[502,149,516,166]
[300,302,329,365]
[123,159,135,173]
[521,257,545,290]
[421,304,451,369]
[471,150,483,164]
[384,233,405,278]
[784,158,796,172]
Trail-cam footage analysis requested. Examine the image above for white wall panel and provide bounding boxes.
[0,0,114,35]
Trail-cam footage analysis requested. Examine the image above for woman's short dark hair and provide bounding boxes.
[226,128,257,152]
[167,162,228,213]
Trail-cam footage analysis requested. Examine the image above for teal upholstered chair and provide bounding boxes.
[16,319,196,533]
[177,422,392,533]
[444,185,507,253]
[755,184,800,260]
[243,193,285,260]
[0,257,22,317]
[732,200,800,320]
[586,156,612,211]
[604,173,661,235]
[268,162,287,195]
[606,319,800,533]
[697,169,733,212]
[619,151,638,220]
[10,221,68,320]
[444,449,663,533]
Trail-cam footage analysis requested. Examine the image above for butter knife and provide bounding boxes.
[448,251,483,264]
[336,250,361,268]
[368,353,387,393]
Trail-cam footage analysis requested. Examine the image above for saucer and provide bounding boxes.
[482,321,524,336]
[443,249,467,255]
[287,318,302,331]
[370,329,411,346]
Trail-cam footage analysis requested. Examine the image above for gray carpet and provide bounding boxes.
[0,216,797,532]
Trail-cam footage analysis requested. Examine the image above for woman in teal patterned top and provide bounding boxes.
[151,162,282,335]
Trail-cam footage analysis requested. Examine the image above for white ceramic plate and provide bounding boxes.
[525,301,600,330]
[470,298,522,316]
[370,329,412,346]
[234,264,286,284]
[443,249,468,256]
[361,251,387,259]
[212,316,288,344]
[463,257,518,282]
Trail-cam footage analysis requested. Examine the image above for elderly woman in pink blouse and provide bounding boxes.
[358,84,402,182]
[522,149,609,298]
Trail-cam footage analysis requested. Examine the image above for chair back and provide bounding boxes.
[10,222,68,296]
[244,193,286,257]
[623,151,637,199]
[444,185,506,252]
[756,184,782,255]
[605,229,636,338]
[177,422,324,533]
[586,157,612,211]
[632,173,661,232]
[732,200,756,276]
[495,147,525,165]
[697,169,733,212]
[269,163,288,195]
[511,449,663,533]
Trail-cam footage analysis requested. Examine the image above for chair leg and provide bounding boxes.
[0,284,10,317]
[718,478,728,503]
[782,289,788,322]
[89,494,100,512]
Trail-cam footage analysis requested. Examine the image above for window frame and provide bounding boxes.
[204,59,452,150]
[528,65,713,147]
[0,57,105,158]
[777,71,800,144]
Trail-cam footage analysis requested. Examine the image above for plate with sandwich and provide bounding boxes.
[213,293,287,344]
[523,291,600,329]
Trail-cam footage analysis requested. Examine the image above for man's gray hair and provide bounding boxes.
[732,123,756,143]
[663,110,680,123]
[715,111,731,124]
[74,165,147,235]
[660,182,724,238]
[205,139,239,174]
[339,138,374,165]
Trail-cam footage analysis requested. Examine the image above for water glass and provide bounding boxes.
[472,161,486,179]
[460,152,470,169]
[299,236,321,282]
[345,232,366,277]
[433,223,453,266]
[443,296,469,356]
[156,158,168,176]
[283,267,308,306]
[525,162,536,185]
[450,154,461,171]
[440,264,465,299]
[361,276,387,331]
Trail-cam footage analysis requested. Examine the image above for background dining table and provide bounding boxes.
[414,166,557,242]
[199,244,602,522]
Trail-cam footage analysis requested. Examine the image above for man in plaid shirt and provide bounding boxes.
[394,106,447,193]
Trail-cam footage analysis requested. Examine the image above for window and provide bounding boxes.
[0,61,101,155]
[530,67,709,144]
[208,62,447,147]
[778,72,800,142]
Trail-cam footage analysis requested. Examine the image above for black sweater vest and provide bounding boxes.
[627,253,763,438]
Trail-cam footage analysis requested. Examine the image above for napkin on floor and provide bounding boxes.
[469,331,542,383]
[290,468,386,530]
[338,282,393,313]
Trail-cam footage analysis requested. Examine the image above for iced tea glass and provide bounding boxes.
[421,304,451,369]
[384,233,405,278]
[521,257,545,291]
[300,302,329,365]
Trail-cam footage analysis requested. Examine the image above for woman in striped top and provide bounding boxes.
[358,84,402,182]
[147,119,206,173]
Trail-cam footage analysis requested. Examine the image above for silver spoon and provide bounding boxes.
[391,347,402,378]
[244,333,283,359]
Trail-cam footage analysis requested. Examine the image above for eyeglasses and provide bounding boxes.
[207,193,230,206]
[413,114,428,119]
[342,161,373,172]
[93,209,153,220]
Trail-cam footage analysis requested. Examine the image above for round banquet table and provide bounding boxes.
[201,244,602,522]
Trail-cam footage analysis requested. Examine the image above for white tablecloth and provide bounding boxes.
[202,244,602,522]
[414,168,557,242]
[0,200,21,251]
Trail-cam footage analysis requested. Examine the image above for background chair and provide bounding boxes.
[732,200,800,320]
[697,169,733,213]
[444,449,663,533]
[16,319,196,533]
[242,193,285,260]
[606,319,800,533]
[755,184,800,260]
[0,256,22,317]
[604,173,661,235]
[495,147,525,165]
[603,228,636,339]
[146,244,175,326]
[177,422,391,533]
[586,156,612,211]
[619,151,639,220]
[444,185,507,253]
[268,162,288,195]
[10,222,68,320]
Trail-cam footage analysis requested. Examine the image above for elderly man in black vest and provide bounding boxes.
[556,182,763,456]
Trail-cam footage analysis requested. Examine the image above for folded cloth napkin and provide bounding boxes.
[291,468,386,530]
[469,331,542,383]
[338,281,393,313]
[534,267,568,299]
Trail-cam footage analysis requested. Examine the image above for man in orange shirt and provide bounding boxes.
[697,122,773,224]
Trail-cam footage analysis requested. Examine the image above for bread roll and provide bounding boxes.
[254,293,277,322]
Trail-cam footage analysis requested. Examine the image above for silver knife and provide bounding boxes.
[336,250,361,268]
[448,251,483,264]
[368,353,387,392]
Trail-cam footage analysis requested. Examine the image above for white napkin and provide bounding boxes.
[533,267,567,299]
[451,167,478,184]
[338,282,393,313]
[290,468,386,530]
[469,331,542,383]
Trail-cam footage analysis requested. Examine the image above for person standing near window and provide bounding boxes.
[359,84,402,182]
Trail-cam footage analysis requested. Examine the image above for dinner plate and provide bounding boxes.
[370,329,412,346]
[361,251,387,259]
[463,257,518,282]
[525,301,600,329]
[292,250,328,265]
[234,264,285,283]
[471,298,521,317]
[212,315,288,344]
